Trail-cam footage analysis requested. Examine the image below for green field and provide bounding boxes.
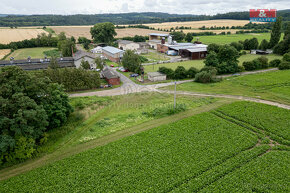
[8,47,56,60]
[198,33,284,45]
[141,51,170,62]
[1,101,288,192]
[163,70,290,105]
[71,93,218,144]
[144,54,283,73]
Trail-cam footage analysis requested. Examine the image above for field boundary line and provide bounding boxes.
[213,110,290,146]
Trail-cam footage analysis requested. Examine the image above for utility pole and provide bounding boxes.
[174,81,177,111]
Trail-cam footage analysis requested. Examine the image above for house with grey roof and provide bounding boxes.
[73,50,98,69]
[102,46,124,62]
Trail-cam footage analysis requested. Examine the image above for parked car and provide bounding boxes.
[130,73,139,77]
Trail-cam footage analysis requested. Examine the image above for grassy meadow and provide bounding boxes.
[144,54,283,73]
[197,33,284,45]
[162,70,290,105]
[7,47,56,60]
[1,101,289,192]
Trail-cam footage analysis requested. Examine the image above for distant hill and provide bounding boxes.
[0,10,289,27]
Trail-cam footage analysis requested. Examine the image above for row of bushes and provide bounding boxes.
[243,53,290,71]
[43,68,101,92]
[158,66,221,83]
[158,66,199,80]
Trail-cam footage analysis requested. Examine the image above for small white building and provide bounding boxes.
[117,40,150,51]
[147,72,166,82]
[91,46,103,54]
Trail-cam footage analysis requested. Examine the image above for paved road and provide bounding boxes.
[69,67,290,110]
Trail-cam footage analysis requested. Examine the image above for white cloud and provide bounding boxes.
[0,0,289,15]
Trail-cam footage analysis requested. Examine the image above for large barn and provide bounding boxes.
[157,37,208,60]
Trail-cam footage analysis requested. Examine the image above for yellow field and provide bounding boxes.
[143,19,257,30]
[0,49,11,59]
[50,26,168,39]
[0,28,48,44]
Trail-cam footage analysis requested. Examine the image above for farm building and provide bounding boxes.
[102,68,120,85]
[102,46,124,62]
[250,49,272,55]
[148,33,169,49]
[91,46,103,54]
[117,40,150,52]
[157,40,208,60]
[147,72,166,82]
[74,50,97,69]
[0,57,75,70]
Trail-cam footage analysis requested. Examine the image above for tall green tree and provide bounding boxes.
[0,66,72,165]
[122,50,142,74]
[170,31,185,42]
[95,57,105,71]
[57,39,76,57]
[259,39,269,51]
[269,16,282,48]
[273,22,290,55]
[90,22,117,43]
[81,59,91,70]
[185,33,193,42]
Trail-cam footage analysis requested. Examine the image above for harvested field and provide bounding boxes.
[0,49,10,59]
[0,28,48,44]
[50,26,167,39]
[143,19,259,30]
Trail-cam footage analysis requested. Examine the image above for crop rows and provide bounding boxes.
[0,112,257,192]
[216,101,290,145]
[201,151,290,192]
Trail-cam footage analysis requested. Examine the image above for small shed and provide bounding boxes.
[102,68,120,85]
[148,72,166,82]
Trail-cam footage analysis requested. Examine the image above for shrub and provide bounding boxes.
[257,56,268,69]
[269,59,282,67]
[278,61,290,70]
[158,67,174,79]
[187,67,199,78]
[237,66,245,72]
[282,53,290,62]
[230,42,243,51]
[139,55,148,63]
[195,67,221,83]
[174,66,187,79]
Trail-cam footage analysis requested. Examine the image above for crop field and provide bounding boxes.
[0,28,48,44]
[0,49,10,59]
[144,54,283,73]
[50,26,167,39]
[1,101,289,192]
[7,47,56,60]
[142,19,254,30]
[163,69,290,105]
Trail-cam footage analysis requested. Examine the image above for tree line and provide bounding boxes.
[0,32,76,57]
[0,10,289,27]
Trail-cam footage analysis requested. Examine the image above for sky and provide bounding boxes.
[0,0,289,15]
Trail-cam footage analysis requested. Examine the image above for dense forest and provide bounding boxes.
[0,10,289,27]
